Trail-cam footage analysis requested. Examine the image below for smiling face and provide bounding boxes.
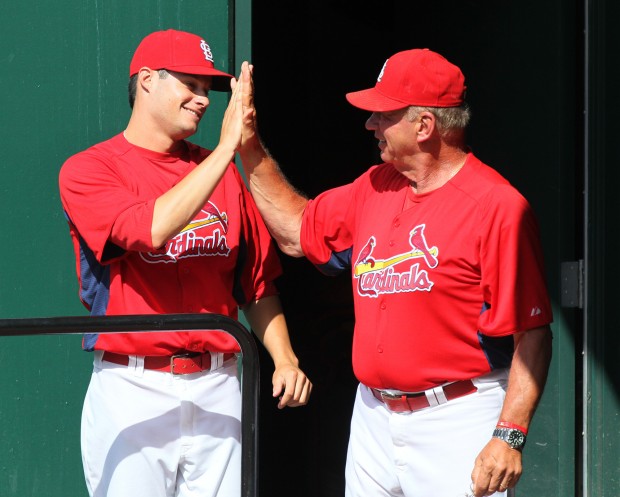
[148,70,214,141]
[365,108,421,168]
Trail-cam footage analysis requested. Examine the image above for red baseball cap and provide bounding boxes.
[346,48,466,111]
[129,29,233,92]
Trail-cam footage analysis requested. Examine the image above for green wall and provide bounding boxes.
[0,1,234,495]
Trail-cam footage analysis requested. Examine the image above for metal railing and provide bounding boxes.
[0,313,260,497]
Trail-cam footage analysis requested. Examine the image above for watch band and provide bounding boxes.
[492,427,527,450]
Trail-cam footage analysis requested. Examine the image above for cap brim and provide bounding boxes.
[345,87,410,112]
[208,75,234,92]
[168,65,233,92]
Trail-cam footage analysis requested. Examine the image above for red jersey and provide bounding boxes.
[59,133,281,355]
[300,153,552,391]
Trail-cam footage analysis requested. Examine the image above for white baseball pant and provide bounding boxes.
[81,351,241,497]
[345,369,510,497]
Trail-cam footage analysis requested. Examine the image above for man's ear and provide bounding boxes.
[137,67,154,93]
[416,112,436,142]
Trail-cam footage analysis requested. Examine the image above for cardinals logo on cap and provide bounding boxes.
[377,59,388,83]
[199,40,214,63]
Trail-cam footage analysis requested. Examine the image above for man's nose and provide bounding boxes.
[195,94,209,108]
[365,112,378,130]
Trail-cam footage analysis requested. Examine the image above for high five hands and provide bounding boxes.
[220,61,258,154]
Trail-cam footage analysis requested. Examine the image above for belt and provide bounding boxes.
[371,379,477,413]
[102,351,236,375]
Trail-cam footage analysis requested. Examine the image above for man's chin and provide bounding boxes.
[173,127,198,141]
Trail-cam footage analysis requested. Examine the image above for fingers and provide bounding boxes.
[240,62,256,127]
[219,61,257,150]
[470,439,522,496]
[218,63,248,150]
[272,367,313,409]
[219,61,258,152]
[241,61,254,103]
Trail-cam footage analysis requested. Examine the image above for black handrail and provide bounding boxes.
[0,313,259,497]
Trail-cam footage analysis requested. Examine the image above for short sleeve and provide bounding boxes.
[478,185,553,335]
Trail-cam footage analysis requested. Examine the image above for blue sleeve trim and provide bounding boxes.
[233,235,249,306]
[64,211,115,351]
[315,248,352,277]
[477,331,514,370]
[477,301,514,369]
[77,235,110,351]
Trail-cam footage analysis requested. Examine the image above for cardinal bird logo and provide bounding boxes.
[179,201,229,235]
[355,236,376,267]
[202,202,228,234]
[408,224,438,268]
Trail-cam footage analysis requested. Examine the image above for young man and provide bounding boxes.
[59,29,312,497]
[235,49,553,497]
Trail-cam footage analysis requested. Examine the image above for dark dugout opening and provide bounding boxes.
[250,2,583,496]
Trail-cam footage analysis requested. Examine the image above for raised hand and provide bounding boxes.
[218,65,245,153]
[238,61,259,148]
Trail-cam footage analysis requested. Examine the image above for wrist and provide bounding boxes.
[492,425,527,451]
[239,134,265,157]
[496,420,528,435]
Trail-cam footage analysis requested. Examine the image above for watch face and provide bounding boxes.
[507,430,525,447]
[493,427,526,449]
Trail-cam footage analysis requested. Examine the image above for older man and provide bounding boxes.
[235,49,552,497]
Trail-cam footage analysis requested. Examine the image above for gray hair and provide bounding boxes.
[406,104,471,136]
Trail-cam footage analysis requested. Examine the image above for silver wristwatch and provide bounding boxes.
[492,427,527,450]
